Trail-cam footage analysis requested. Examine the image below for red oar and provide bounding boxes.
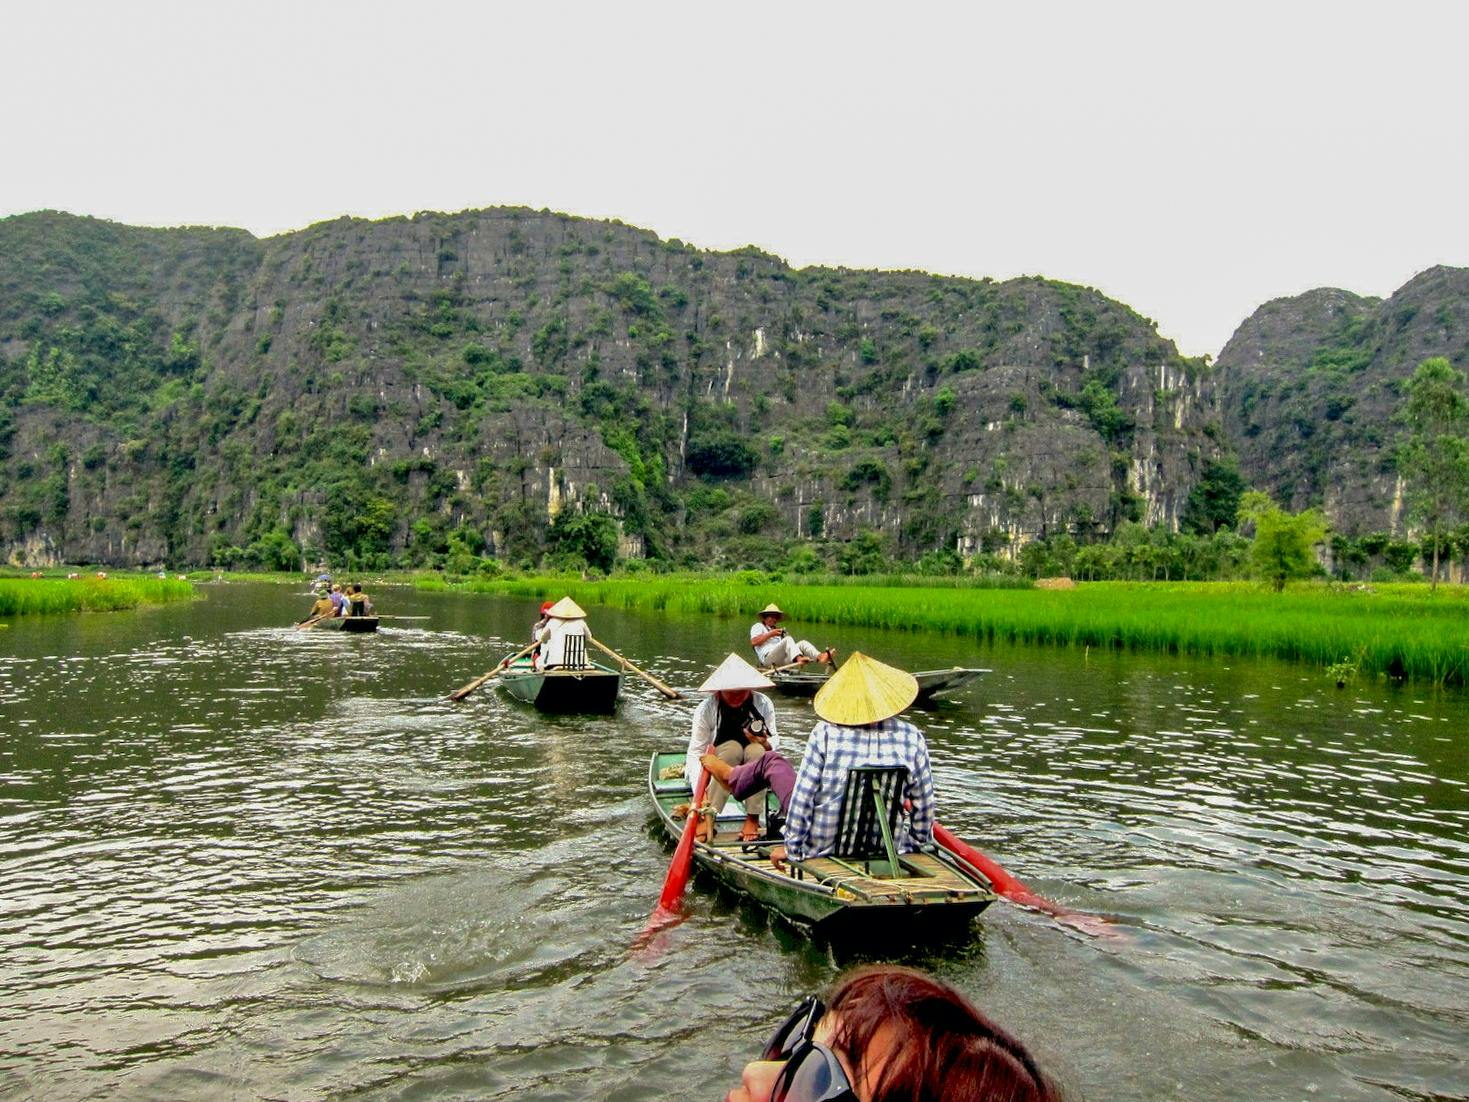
[934,822,1115,937]
[640,768,711,940]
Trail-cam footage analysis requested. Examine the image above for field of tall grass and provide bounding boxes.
[0,575,194,617]
[447,575,1469,687]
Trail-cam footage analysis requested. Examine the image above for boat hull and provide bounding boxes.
[647,751,993,937]
[304,615,379,633]
[499,662,621,713]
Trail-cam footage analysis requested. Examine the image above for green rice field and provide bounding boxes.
[452,576,1469,687]
[0,575,194,617]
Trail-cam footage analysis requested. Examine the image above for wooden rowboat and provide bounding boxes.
[313,615,379,633]
[766,666,988,701]
[647,751,994,938]
[498,659,621,713]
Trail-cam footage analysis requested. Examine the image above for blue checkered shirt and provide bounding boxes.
[782,717,935,861]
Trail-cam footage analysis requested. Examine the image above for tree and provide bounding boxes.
[1237,491,1328,591]
[548,511,619,573]
[1181,457,1247,534]
[1396,357,1469,590]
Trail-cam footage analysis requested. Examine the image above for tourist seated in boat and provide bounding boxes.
[327,584,347,617]
[304,590,334,622]
[750,603,835,669]
[728,965,1066,1102]
[528,600,554,667]
[536,596,592,668]
[775,653,933,866]
[346,583,372,616]
[685,654,782,843]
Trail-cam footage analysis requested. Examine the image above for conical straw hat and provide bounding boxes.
[757,603,786,619]
[813,652,918,726]
[546,596,587,619]
[699,653,776,693]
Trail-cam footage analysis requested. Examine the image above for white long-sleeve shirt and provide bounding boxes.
[685,692,780,789]
[537,617,590,667]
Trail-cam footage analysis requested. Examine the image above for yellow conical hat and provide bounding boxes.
[546,596,587,619]
[757,603,786,619]
[699,653,776,693]
[813,652,918,726]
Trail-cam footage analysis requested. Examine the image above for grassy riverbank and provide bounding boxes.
[433,574,1469,687]
[0,575,194,616]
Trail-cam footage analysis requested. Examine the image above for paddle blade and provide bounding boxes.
[934,823,1115,937]
[653,769,710,912]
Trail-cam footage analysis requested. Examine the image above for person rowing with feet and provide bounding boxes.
[750,604,835,670]
[684,654,784,843]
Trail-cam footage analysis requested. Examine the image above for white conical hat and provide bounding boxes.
[546,596,587,619]
[699,653,776,692]
[813,652,918,725]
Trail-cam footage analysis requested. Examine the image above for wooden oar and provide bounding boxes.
[760,660,805,675]
[933,823,1114,937]
[588,637,682,700]
[447,639,540,702]
[296,614,329,630]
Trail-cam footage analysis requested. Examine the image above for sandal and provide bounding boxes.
[739,818,761,843]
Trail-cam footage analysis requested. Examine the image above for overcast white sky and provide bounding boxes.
[3,1,1466,356]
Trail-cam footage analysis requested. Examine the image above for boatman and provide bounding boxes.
[536,596,592,668]
[685,654,783,843]
[773,652,934,868]
[750,603,835,669]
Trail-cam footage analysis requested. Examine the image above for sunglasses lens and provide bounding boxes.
[775,1043,851,1102]
[762,996,819,1061]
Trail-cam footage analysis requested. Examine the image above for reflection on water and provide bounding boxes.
[1,583,1467,1100]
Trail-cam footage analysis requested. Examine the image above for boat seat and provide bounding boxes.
[793,769,904,887]
[549,632,590,670]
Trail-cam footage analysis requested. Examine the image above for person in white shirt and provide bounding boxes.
[750,604,835,669]
[685,654,781,842]
[536,596,592,668]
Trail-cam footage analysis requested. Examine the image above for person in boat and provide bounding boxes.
[773,652,933,867]
[750,604,835,669]
[727,965,1067,1102]
[536,596,592,668]
[685,654,783,843]
[346,583,372,616]
[304,589,335,623]
[327,583,348,618]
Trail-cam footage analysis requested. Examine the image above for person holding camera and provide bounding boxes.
[685,654,783,843]
[750,604,835,668]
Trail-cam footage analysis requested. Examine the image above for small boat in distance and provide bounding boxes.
[498,658,621,713]
[765,666,988,701]
[647,751,995,939]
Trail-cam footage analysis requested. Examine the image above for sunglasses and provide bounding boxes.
[760,995,858,1102]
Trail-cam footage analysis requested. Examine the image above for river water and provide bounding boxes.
[1,582,1466,1101]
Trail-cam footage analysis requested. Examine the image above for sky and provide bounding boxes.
[3,0,1466,357]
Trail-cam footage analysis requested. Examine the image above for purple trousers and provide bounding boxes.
[725,751,796,814]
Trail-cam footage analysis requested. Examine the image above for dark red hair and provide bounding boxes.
[822,966,1067,1102]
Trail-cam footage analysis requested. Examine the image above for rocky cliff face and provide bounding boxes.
[1216,265,1469,535]
[0,207,1223,567]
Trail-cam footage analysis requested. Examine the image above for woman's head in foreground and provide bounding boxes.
[728,965,1067,1102]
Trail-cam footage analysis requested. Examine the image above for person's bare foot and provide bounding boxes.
[700,753,734,785]
[820,648,837,666]
[795,655,810,665]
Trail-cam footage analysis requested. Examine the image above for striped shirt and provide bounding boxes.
[782,717,935,861]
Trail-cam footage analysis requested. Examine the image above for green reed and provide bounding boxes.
[0,576,194,617]
[466,576,1469,687]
